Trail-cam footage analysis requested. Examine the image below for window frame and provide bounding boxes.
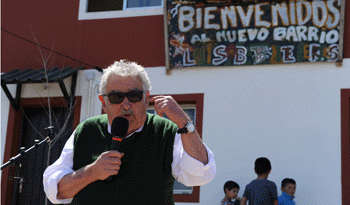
[78,0,164,20]
[147,104,196,195]
[341,89,350,205]
[148,93,204,203]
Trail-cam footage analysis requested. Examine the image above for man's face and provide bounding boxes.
[281,183,296,196]
[99,75,149,135]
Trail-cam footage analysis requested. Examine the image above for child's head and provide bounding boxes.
[254,157,272,175]
[281,178,296,196]
[223,181,240,200]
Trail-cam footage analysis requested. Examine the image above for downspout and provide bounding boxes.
[86,70,95,119]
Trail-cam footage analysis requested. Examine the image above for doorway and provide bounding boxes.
[1,97,81,205]
[15,106,73,205]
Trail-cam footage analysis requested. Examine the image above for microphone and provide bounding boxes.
[110,117,129,151]
[106,117,129,181]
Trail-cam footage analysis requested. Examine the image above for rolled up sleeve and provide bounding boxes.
[172,133,216,186]
[43,134,74,204]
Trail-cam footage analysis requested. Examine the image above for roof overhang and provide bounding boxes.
[1,66,84,110]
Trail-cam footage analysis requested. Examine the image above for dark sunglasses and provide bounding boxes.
[102,90,144,104]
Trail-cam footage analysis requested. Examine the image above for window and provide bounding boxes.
[78,0,163,20]
[147,93,204,203]
[147,105,196,195]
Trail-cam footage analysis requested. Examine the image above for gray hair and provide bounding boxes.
[99,60,152,95]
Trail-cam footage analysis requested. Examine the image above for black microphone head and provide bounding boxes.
[111,117,129,138]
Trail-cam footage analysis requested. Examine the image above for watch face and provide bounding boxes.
[187,122,195,132]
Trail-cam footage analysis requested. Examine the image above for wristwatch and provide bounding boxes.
[177,121,195,134]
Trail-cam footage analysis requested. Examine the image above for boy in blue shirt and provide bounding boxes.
[241,157,278,205]
[278,178,296,205]
[221,180,240,205]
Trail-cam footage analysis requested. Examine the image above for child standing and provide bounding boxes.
[241,157,278,205]
[221,181,241,205]
[278,178,296,205]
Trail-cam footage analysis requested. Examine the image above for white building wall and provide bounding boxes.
[1,60,349,204]
[145,59,350,205]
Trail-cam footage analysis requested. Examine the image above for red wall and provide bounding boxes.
[1,0,165,72]
[1,0,350,72]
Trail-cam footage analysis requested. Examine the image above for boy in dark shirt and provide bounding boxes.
[241,157,278,205]
[221,180,241,205]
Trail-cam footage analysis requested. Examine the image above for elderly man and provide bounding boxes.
[43,60,216,204]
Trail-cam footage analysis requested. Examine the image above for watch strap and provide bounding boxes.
[177,127,188,134]
[176,121,194,134]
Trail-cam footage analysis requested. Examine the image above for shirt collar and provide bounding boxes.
[108,124,144,139]
[222,198,236,202]
[282,191,295,200]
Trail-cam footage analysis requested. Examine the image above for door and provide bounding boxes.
[15,106,73,205]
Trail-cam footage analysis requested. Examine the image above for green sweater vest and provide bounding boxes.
[70,113,178,205]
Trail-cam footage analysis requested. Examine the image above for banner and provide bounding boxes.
[164,0,343,69]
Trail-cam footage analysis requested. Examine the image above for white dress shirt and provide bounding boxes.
[43,124,216,204]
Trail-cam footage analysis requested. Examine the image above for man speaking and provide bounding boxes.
[43,60,216,204]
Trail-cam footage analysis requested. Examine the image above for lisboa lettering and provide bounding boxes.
[166,0,342,68]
